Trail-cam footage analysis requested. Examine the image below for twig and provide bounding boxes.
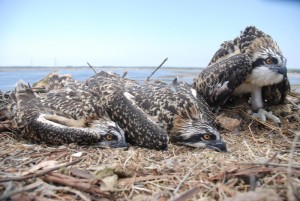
[41,181,91,201]
[239,162,300,169]
[0,158,82,182]
[287,99,300,108]
[87,62,97,74]
[118,175,169,186]
[288,132,300,177]
[146,57,168,81]
[288,90,300,98]
[171,187,200,201]
[248,121,257,143]
[122,71,128,78]
[287,132,300,200]
[243,140,256,159]
[174,160,201,195]
[0,180,43,200]
[42,172,109,196]
[264,152,278,165]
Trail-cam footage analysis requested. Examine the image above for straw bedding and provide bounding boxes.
[0,87,299,201]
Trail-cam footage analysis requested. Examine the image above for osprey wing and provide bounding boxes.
[84,72,168,150]
[194,54,252,106]
[208,40,239,65]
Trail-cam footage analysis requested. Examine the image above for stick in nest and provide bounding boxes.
[42,172,110,196]
[287,132,300,200]
[122,71,128,78]
[87,62,97,74]
[0,180,43,200]
[0,158,82,182]
[146,57,168,81]
[171,187,201,201]
[239,162,300,169]
[173,160,201,195]
[42,183,91,201]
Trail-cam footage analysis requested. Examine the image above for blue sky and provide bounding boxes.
[0,0,300,68]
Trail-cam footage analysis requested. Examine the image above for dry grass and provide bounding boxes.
[0,92,299,200]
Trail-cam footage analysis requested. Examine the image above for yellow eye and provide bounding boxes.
[105,134,113,141]
[202,134,211,141]
[265,58,273,64]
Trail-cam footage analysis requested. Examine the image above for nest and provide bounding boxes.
[0,89,300,201]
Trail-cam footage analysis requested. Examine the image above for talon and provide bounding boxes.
[252,109,281,124]
[257,109,267,121]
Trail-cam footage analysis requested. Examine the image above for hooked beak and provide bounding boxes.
[205,140,227,152]
[278,66,287,75]
[270,66,287,75]
[111,140,128,148]
[98,140,128,148]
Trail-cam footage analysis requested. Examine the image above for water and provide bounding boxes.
[0,66,299,92]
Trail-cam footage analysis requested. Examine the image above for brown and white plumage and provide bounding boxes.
[9,81,127,148]
[9,71,226,151]
[194,26,290,123]
[124,78,227,151]
[82,71,169,150]
[9,72,169,150]
[83,71,226,151]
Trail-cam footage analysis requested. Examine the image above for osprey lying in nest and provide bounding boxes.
[85,71,226,152]
[7,71,227,152]
[8,81,127,148]
[124,78,226,151]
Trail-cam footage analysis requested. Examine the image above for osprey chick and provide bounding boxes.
[194,26,290,123]
[9,81,127,148]
[125,78,227,152]
[83,71,169,150]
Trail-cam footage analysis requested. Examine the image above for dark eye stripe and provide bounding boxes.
[252,57,278,68]
[271,58,278,64]
[252,58,265,68]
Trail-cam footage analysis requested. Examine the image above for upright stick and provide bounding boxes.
[146,58,168,81]
[87,62,97,74]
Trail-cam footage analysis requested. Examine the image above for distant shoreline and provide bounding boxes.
[1,66,299,92]
[1,66,300,73]
[0,66,202,69]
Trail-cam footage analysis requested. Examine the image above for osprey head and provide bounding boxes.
[171,117,227,152]
[89,119,127,148]
[241,27,287,87]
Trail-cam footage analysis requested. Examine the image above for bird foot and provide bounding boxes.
[252,108,281,124]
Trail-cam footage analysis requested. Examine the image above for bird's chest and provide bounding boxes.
[233,81,258,95]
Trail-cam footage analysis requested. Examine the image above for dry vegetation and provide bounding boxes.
[0,88,299,201]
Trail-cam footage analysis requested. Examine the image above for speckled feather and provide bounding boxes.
[124,78,222,146]
[194,26,290,107]
[9,82,127,147]
[194,54,252,106]
[83,72,169,150]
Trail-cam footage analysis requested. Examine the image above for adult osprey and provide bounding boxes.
[194,26,290,123]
